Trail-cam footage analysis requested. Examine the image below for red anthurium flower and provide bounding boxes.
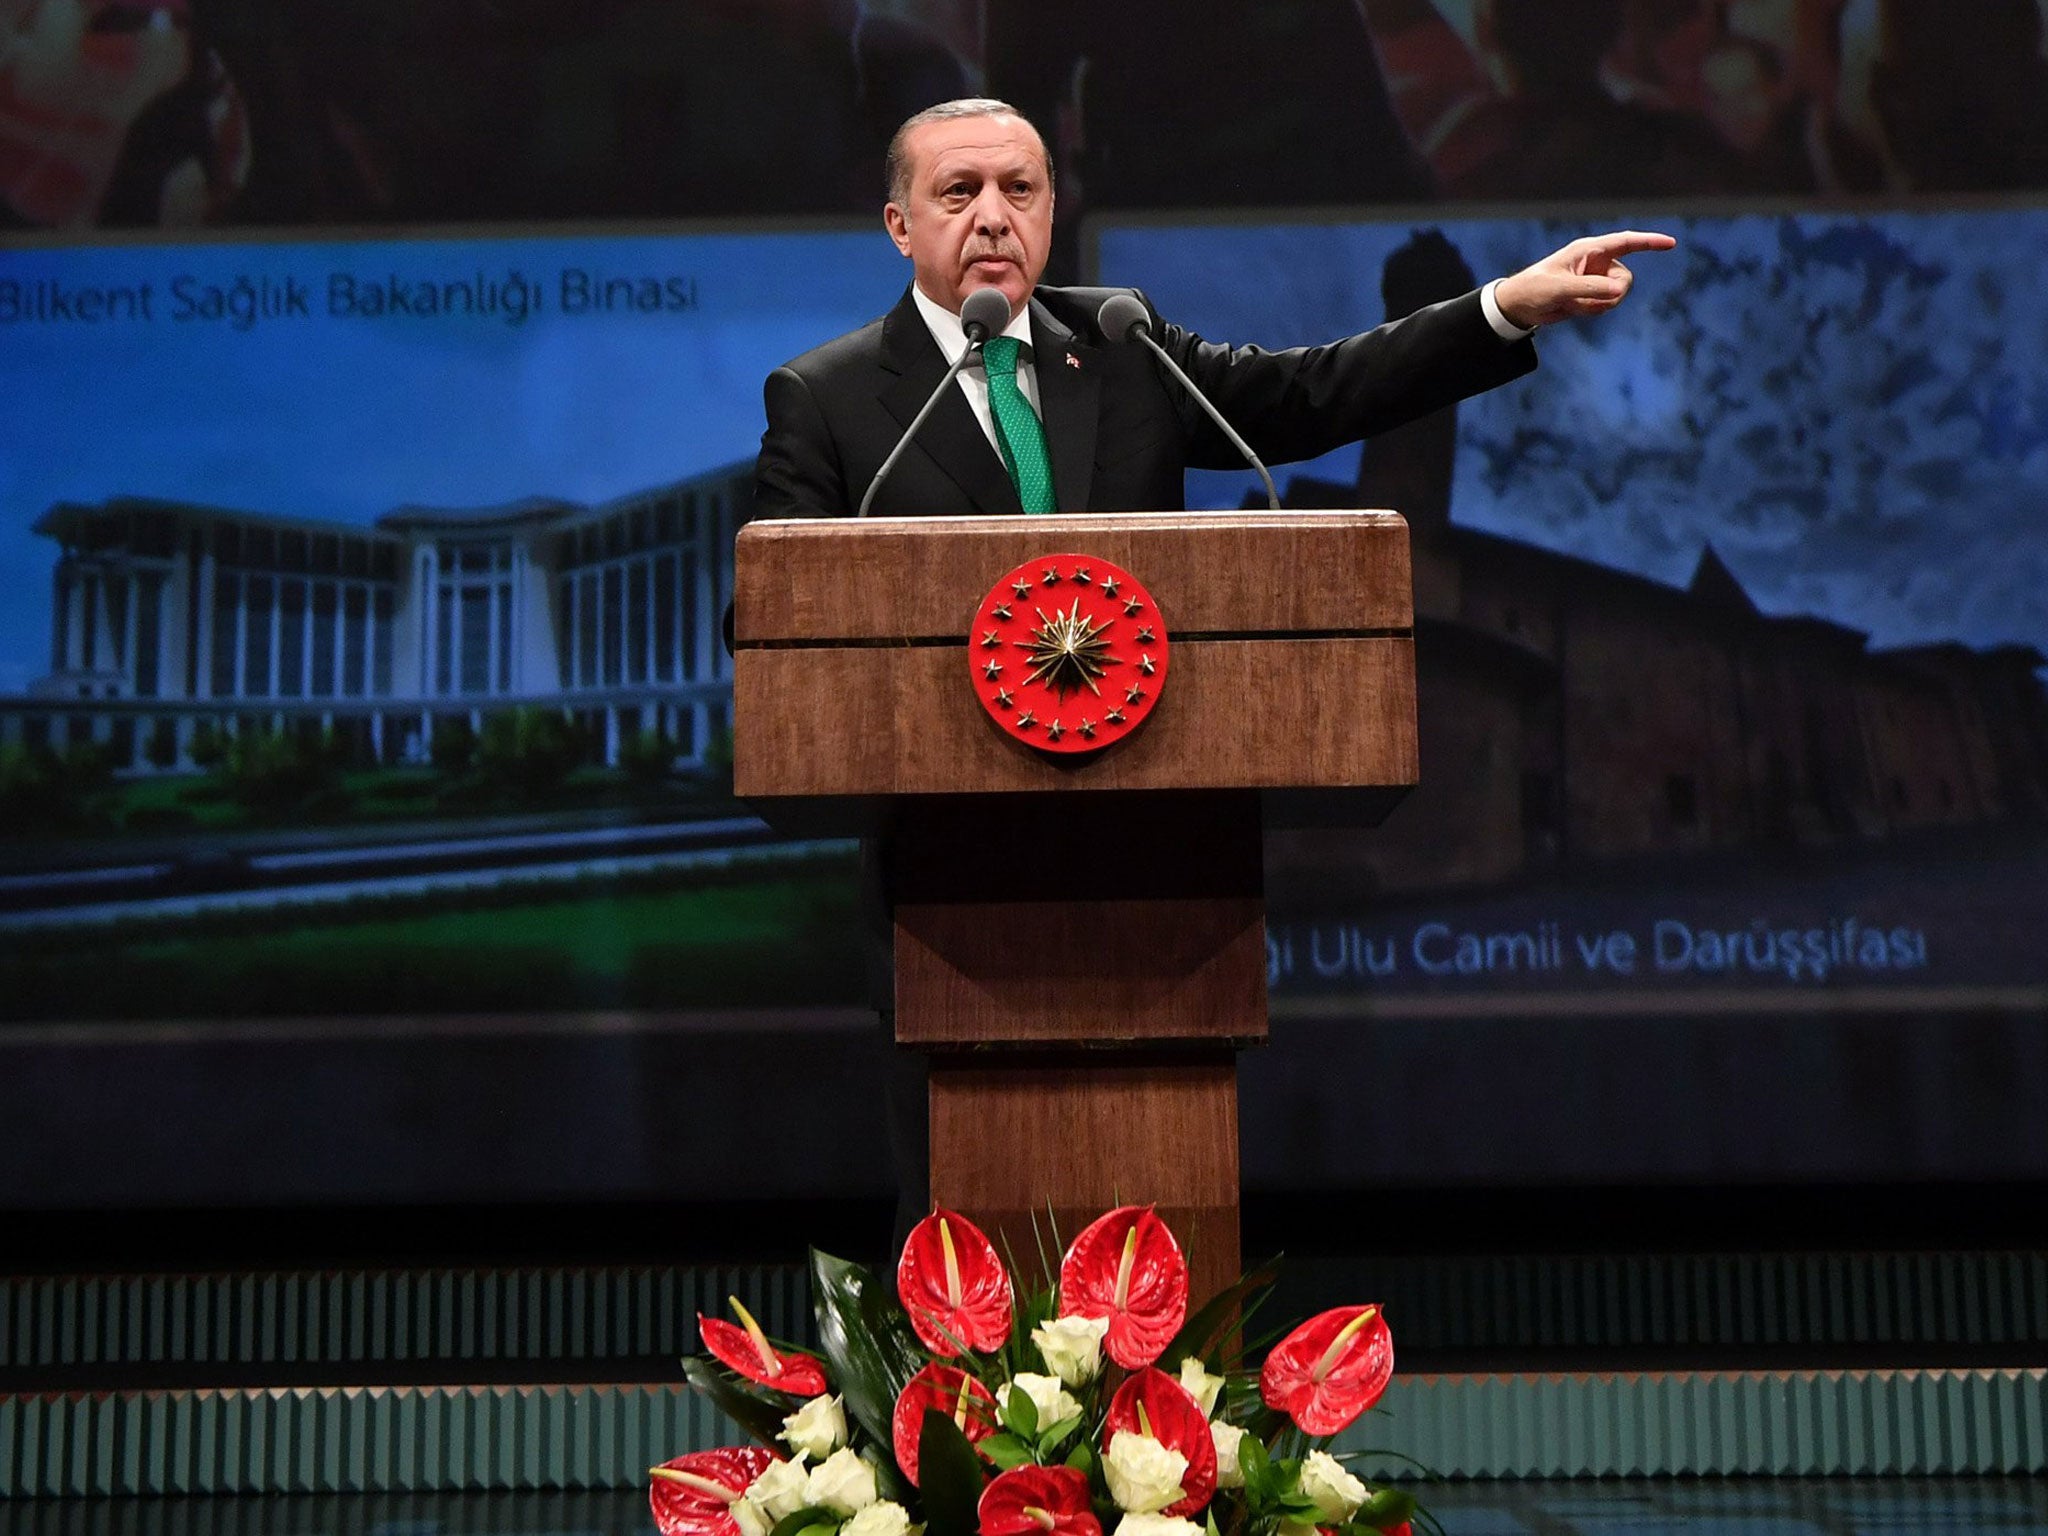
[649,1446,780,1536]
[899,1207,1015,1357]
[892,1361,1000,1486]
[698,1297,830,1396]
[978,1465,1104,1536]
[1103,1367,1217,1517]
[1058,1206,1188,1369]
[1259,1303,1394,1436]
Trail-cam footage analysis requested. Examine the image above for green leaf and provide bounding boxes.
[811,1249,921,1454]
[1065,1443,1096,1476]
[1236,1434,1273,1503]
[769,1508,842,1536]
[1357,1489,1417,1528]
[918,1408,988,1536]
[1161,1255,1283,1369]
[856,1446,908,1508]
[1036,1413,1081,1456]
[981,1432,1035,1470]
[1003,1384,1040,1439]
[681,1356,789,1447]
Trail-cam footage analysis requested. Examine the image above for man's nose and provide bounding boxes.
[971,187,1011,233]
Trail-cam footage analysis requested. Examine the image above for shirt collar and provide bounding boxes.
[910,283,1034,367]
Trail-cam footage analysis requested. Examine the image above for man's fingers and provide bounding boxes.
[1557,273,1628,302]
[1574,229,1678,262]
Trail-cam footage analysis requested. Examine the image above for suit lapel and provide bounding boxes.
[1030,299,1101,513]
[879,291,1021,516]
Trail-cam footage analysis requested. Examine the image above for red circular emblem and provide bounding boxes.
[970,554,1168,753]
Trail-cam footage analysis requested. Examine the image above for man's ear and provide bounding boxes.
[883,203,912,257]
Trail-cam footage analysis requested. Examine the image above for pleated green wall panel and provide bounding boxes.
[6,1254,2044,1378]
[1345,1368,2048,1479]
[1307,1250,2048,1353]
[3,1370,2045,1496]
[0,1268,810,1376]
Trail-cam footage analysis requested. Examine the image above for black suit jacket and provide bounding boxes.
[752,282,1538,519]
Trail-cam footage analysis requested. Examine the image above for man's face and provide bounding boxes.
[884,113,1053,321]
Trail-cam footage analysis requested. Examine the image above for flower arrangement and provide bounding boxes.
[650,1207,1424,1536]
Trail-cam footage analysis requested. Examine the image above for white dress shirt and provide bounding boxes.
[911,284,1043,457]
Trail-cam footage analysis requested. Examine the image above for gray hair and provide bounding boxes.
[886,97,1052,208]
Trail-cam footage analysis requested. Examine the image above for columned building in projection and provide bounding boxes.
[7,461,749,770]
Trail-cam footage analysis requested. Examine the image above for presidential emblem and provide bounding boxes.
[971,555,1169,753]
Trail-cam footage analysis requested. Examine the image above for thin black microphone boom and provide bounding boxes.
[1097,292,1280,511]
[857,287,1014,517]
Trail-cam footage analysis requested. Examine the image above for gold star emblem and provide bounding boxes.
[1041,566,1062,585]
[1139,653,1156,677]
[1073,567,1092,584]
[1100,577,1120,598]
[983,659,1003,680]
[1125,684,1145,705]
[1015,709,1037,730]
[1123,596,1143,616]
[1012,578,1033,600]
[981,630,1002,649]
[1046,719,1065,742]
[1079,717,1097,739]
[1021,600,1119,697]
[995,687,1014,708]
[993,603,1013,621]
[1136,626,1155,644]
[1106,707,1126,725]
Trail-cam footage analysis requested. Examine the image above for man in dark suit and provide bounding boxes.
[755,96,1673,520]
[751,98,1670,1248]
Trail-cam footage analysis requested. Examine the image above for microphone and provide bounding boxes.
[858,287,1015,517]
[1097,293,1279,511]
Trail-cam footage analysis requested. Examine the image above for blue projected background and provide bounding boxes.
[0,228,903,694]
[1096,210,2048,662]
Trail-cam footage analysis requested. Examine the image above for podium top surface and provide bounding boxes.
[732,510,1413,646]
[730,511,1419,823]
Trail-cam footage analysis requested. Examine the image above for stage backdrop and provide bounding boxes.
[3,0,2047,1216]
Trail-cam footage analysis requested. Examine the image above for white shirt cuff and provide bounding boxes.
[1481,278,1536,342]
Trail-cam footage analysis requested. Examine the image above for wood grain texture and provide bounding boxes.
[732,512,1413,644]
[891,792,1266,1048]
[927,1057,1242,1310]
[734,636,1418,800]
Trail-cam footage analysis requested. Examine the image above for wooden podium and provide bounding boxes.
[732,512,1416,1305]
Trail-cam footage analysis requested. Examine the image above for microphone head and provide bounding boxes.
[959,287,1012,343]
[1097,293,1150,342]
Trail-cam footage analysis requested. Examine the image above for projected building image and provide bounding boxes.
[11,461,749,774]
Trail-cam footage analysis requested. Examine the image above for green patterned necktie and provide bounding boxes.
[980,335,1057,513]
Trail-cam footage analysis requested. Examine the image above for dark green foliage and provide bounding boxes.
[915,1409,985,1536]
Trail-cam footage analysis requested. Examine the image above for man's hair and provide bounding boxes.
[886,97,1052,208]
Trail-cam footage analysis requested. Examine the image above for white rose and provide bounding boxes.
[805,1447,879,1516]
[746,1456,812,1523]
[1103,1431,1189,1515]
[781,1394,847,1460]
[1210,1422,1246,1490]
[1177,1358,1225,1419]
[1010,1372,1082,1432]
[733,1498,772,1536]
[842,1502,913,1536]
[1033,1314,1110,1387]
[1116,1516,1205,1536]
[1299,1450,1366,1524]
